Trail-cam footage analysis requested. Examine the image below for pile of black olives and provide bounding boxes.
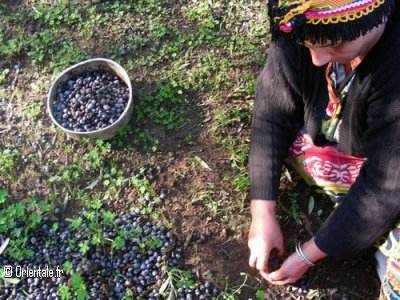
[0,211,219,300]
[52,71,129,132]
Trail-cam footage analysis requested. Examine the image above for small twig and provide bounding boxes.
[183,232,193,249]
[299,212,315,237]
[11,67,19,90]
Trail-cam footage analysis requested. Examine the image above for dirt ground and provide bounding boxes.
[0,1,382,298]
[0,78,381,299]
[120,125,382,299]
[0,55,381,300]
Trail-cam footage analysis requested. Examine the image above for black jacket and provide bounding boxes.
[249,9,400,257]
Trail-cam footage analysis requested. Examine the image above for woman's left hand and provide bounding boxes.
[261,238,328,285]
[262,251,311,284]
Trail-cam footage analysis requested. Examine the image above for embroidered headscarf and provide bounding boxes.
[267,0,397,43]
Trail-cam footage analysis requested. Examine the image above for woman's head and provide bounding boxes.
[303,23,386,66]
[267,0,397,45]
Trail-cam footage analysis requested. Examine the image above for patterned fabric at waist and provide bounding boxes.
[287,131,366,196]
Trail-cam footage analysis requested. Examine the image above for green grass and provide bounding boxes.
[0,146,19,182]
[0,0,269,298]
[0,190,50,261]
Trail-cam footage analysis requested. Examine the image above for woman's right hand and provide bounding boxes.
[248,200,285,274]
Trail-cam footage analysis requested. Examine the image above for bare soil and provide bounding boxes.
[0,1,381,298]
[0,93,381,299]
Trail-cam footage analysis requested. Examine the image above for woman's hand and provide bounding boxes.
[265,238,327,285]
[263,250,311,284]
[248,200,285,274]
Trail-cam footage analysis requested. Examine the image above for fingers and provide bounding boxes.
[248,251,257,268]
[265,270,291,285]
[260,269,291,285]
[263,254,310,286]
[249,250,269,272]
[256,253,268,272]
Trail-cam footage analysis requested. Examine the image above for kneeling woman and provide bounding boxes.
[247,0,400,298]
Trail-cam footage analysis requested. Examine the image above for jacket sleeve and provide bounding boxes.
[315,48,400,258]
[249,40,304,201]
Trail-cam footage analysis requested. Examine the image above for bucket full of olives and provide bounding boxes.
[47,58,133,140]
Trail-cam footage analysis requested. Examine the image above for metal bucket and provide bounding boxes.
[47,58,133,141]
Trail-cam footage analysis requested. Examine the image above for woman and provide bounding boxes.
[248,0,400,297]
